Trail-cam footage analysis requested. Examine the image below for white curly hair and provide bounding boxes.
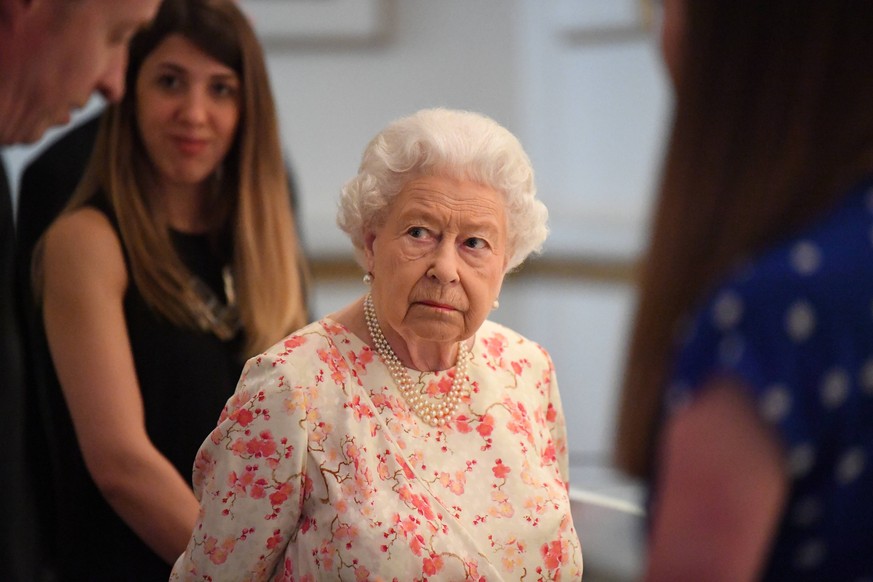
[336,108,548,272]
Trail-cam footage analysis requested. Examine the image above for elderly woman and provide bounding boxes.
[172,108,583,580]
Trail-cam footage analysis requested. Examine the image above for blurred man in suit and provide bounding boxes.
[0,1,160,579]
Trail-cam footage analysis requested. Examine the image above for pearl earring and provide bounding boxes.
[492,299,500,310]
[363,273,373,285]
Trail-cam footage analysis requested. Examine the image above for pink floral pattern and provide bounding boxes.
[171,319,583,581]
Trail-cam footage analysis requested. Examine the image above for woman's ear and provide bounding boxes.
[363,231,377,273]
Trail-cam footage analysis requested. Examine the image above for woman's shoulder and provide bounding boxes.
[477,319,542,345]
[699,187,873,323]
[230,318,358,411]
[672,186,873,409]
[45,204,118,249]
[476,319,553,364]
[738,183,873,291]
[248,318,355,366]
[43,207,125,282]
[47,204,114,236]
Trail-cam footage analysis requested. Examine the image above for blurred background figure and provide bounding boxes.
[28,0,308,579]
[0,0,159,146]
[15,111,303,317]
[616,1,873,580]
[171,108,582,580]
[16,116,100,283]
[0,0,159,579]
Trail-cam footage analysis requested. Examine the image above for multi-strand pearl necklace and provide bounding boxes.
[364,293,469,427]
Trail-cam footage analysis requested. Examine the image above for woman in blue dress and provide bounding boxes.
[615,1,873,580]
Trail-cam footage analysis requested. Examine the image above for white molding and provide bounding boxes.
[239,0,386,44]
[550,0,649,43]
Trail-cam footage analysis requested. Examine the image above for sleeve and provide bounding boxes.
[668,269,833,467]
[170,349,310,581]
[542,347,571,487]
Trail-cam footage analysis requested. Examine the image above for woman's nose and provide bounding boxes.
[427,242,460,283]
[179,90,208,125]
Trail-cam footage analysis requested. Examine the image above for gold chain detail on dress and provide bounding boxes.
[364,293,469,427]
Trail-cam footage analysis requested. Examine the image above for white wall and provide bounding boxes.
[264,0,524,255]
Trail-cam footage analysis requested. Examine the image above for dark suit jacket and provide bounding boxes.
[11,115,103,582]
[1,154,40,582]
[16,114,101,288]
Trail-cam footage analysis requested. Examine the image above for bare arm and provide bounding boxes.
[42,208,199,564]
[644,378,788,582]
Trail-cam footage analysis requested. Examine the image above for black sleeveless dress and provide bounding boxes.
[35,201,245,581]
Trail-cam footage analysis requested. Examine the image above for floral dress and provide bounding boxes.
[171,318,583,581]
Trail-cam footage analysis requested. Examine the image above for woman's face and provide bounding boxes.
[365,175,508,348]
[135,34,241,191]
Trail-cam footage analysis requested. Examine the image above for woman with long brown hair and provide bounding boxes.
[31,0,307,579]
[615,1,873,580]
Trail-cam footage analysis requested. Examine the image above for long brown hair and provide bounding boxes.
[35,0,307,356]
[615,0,873,478]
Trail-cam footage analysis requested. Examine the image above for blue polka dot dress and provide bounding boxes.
[667,177,873,581]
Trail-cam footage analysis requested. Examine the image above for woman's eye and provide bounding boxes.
[407,227,427,238]
[212,82,239,99]
[465,237,487,249]
[157,74,181,90]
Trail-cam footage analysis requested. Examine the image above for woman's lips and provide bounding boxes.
[416,300,456,311]
[172,136,208,155]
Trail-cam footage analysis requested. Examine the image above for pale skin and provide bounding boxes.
[332,174,508,372]
[644,378,789,581]
[0,0,160,145]
[136,34,241,216]
[40,36,241,563]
